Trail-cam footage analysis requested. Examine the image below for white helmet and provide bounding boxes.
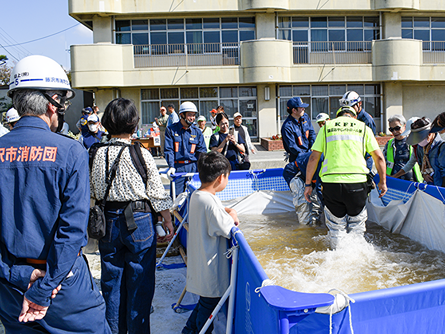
[339,91,361,107]
[179,101,198,114]
[8,55,75,100]
[315,113,330,123]
[5,108,21,123]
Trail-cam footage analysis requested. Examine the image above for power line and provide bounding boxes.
[0,43,19,62]
[2,24,79,48]
[0,27,32,58]
[0,31,30,61]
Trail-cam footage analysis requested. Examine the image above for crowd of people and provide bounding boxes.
[1,54,445,334]
[281,90,445,249]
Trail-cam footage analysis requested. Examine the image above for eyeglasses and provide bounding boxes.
[43,93,72,113]
[389,126,401,132]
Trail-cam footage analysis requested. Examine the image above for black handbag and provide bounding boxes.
[88,146,127,240]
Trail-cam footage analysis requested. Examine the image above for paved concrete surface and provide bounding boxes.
[154,142,286,171]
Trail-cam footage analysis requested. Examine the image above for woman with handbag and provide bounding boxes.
[89,98,173,334]
[209,112,249,170]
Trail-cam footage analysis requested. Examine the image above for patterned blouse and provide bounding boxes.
[90,138,172,212]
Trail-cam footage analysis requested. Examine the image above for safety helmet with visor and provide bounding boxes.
[339,91,361,107]
[8,55,75,133]
[5,108,21,124]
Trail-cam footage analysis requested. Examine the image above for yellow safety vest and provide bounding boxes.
[386,138,423,182]
[320,118,369,182]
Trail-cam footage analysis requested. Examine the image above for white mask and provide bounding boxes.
[88,124,98,132]
[418,137,429,147]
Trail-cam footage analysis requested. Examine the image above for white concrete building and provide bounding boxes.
[69,0,445,138]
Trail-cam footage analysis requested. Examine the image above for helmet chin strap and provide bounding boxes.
[43,92,68,133]
[181,113,193,126]
[56,110,65,133]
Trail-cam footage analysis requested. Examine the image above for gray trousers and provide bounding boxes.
[290,176,323,225]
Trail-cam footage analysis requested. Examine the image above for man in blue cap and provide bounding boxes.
[281,97,316,163]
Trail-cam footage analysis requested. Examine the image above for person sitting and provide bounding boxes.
[182,151,239,334]
[209,113,249,171]
[197,115,212,152]
[80,114,105,149]
[383,115,422,182]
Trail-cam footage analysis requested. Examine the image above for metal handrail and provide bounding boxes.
[293,41,372,64]
[134,42,240,67]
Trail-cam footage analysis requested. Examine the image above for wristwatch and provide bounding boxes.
[305,184,312,187]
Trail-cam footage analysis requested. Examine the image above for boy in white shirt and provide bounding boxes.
[182,151,239,334]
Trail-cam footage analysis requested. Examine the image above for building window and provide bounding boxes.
[277,16,379,52]
[278,84,380,121]
[402,17,445,51]
[116,17,255,55]
[141,86,258,137]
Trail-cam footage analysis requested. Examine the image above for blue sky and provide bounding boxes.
[1,1,93,70]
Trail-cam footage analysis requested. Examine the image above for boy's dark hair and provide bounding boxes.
[215,112,229,126]
[198,151,231,184]
[102,98,140,135]
[167,104,175,109]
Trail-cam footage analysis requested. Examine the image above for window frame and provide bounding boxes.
[141,86,259,137]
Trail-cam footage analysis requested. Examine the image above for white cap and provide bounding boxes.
[233,112,242,118]
[400,117,420,137]
[197,116,206,122]
[5,108,20,123]
[179,101,198,114]
[87,114,99,123]
[8,55,75,99]
[315,113,330,123]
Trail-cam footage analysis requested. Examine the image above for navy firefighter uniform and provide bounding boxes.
[281,112,317,163]
[283,151,324,225]
[164,121,206,195]
[0,116,110,333]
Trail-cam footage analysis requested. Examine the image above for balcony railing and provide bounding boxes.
[134,43,240,68]
[423,42,445,64]
[293,41,372,65]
